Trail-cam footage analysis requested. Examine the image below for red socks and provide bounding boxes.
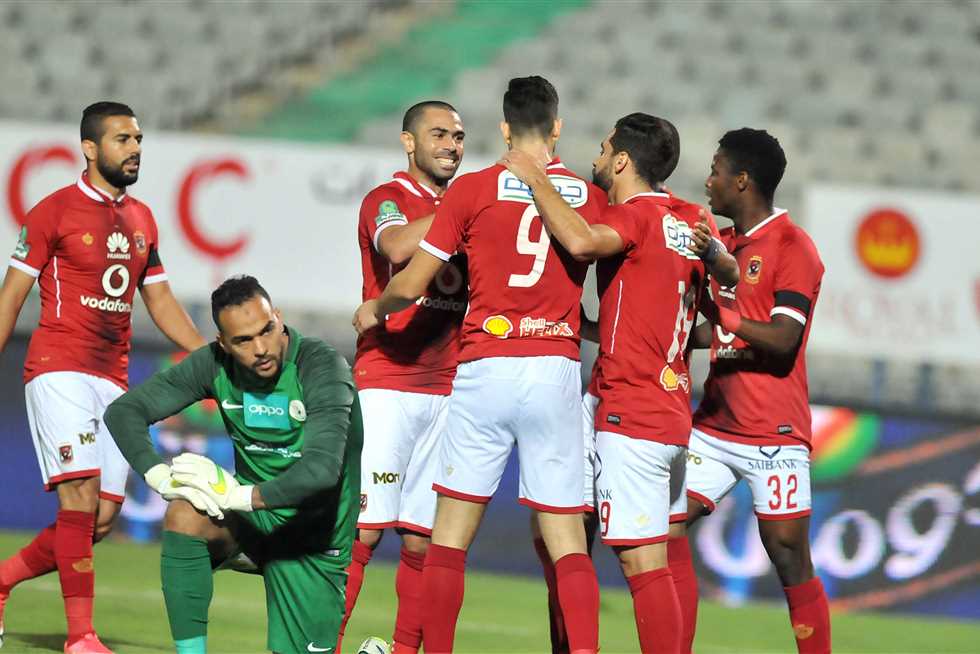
[421,544,467,653]
[0,522,57,594]
[337,539,374,653]
[784,577,831,654]
[55,510,96,641]
[533,538,569,654]
[667,537,698,654]
[392,547,426,654]
[554,553,599,654]
[627,568,681,654]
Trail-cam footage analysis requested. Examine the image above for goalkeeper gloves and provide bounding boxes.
[144,463,224,520]
[171,453,254,513]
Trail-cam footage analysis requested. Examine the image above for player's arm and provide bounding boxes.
[251,342,356,509]
[377,215,435,266]
[499,151,624,261]
[352,248,444,334]
[0,267,35,353]
[141,281,207,352]
[689,212,739,287]
[690,319,714,349]
[700,293,806,356]
[103,346,216,477]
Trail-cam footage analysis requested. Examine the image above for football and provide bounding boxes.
[356,636,390,654]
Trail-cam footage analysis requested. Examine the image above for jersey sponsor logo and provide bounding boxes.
[415,295,466,312]
[497,171,588,208]
[106,232,131,260]
[375,199,406,227]
[482,314,513,338]
[133,230,147,254]
[372,471,400,485]
[243,443,302,458]
[79,295,132,313]
[713,344,754,361]
[78,432,95,445]
[434,261,464,295]
[662,214,700,261]
[101,263,131,298]
[687,451,703,465]
[243,392,291,430]
[221,399,244,410]
[748,459,799,471]
[289,399,307,422]
[518,316,574,338]
[59,444,73,462]
[745,255,763,284]
[12,226,29,260]
[250,404,285,416]
[659,364,690,392]
[759,445,782,459]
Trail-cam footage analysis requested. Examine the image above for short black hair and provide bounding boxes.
[609,113,679,187]
[402,100,457,135]
[211,275,271,329]
[717,128,786,204]
[80,101,135,143]
[502,76,558,139]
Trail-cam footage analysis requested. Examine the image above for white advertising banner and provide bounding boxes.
[0,121,491,313]
[805,184,980,364]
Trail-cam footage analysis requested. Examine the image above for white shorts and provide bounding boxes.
[582,392,599,509]
[433,356,585,512]
[686,428,812,520]
[356,388,449,534]
[594,430,687,545]
[25,371,128,502]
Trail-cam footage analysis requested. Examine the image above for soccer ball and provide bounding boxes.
[356,636,390,654]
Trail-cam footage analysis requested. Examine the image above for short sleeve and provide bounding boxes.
[141,210,167,286]
[9,195,60,277]
[361,187,409,253]
[771,229,824,325]
[420,173,475,262]
[599,204,643,251]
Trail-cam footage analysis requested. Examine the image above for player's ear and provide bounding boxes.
[274,308,284,332]
[499,121,511,148]
[216,333,227,353]
[736,171,750,192]
[399,131,415,156]
[552,118,562,141]
[614,151,629,175]
[80,139,97,164]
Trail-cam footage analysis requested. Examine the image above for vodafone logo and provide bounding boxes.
[854,208,920,279]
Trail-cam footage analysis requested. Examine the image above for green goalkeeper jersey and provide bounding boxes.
[104,327,362,539]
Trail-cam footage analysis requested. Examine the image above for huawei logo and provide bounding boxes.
[106,232,131,260]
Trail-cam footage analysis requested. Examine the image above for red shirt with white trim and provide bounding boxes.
[694,210,824,448]
[11,172,167,389]
[420,158,605,363]
[354,172,467,394]
[593,193,717,445]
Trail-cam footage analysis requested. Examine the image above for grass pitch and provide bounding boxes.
[0,532,976,653]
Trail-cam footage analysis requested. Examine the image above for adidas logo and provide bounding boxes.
[107,232,131,260]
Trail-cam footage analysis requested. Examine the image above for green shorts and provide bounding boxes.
[228,509,350,654]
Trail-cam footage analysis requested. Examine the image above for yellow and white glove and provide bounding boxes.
[171,453,254,513]
[144,463,225,520]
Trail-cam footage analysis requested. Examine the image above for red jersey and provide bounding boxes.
[593,193,716,445]
[420,158,605,363]
[694,210,824,448]
[354,172,467,394]
[11,173,167,389]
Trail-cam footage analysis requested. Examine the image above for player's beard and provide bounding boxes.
[252,349,284,378]
[592,163,613,192]
[97,152,139,189]
[416,150,459,185]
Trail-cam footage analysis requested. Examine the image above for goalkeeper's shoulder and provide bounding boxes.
[295,336,353,386]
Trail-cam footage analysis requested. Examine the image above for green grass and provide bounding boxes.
[1,532,977,653]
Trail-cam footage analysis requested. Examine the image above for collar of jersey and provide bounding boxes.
[76,171,127,205]
[545,156,564,170]
[392,171,439,199]
[742,208,788,239]
[621,191,671,205]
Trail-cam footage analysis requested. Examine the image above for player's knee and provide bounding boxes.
[357,528,383,549]
[761,529,813,585]
[400,532,430,555]
[55,477,100,512]
[92,514,117,542]
[163,499,212,536]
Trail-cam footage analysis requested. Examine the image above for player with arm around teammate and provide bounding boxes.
[104,276,362,654]
[355,76,605,654]
[502,113,738,653]
[0,101,205,654]
[670,128,830,654]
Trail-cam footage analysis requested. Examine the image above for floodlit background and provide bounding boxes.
[0,1,978,652]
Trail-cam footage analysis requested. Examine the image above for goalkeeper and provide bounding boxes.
[103,275,362,654]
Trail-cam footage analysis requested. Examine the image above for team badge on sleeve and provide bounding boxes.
[375,200,406,227]
[12,226,29,260]
[745,255,763,284]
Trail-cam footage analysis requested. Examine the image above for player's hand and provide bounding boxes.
[171,453,254,513]
[701,289,742,334]
[144,462,225,519]
[498,149,549,188]
[353,299,382,335]
[690,209,722,263]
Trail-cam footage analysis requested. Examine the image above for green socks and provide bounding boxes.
[161,531,212,653]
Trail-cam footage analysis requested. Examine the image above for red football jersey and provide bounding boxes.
[694,210,824,448]
[420,158,604,363]
[10,173,167,389]
[593,193,716,445]
[354,172,467,394]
